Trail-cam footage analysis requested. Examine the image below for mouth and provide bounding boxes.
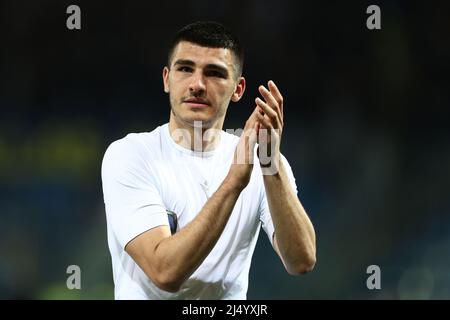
[183,99,210,109]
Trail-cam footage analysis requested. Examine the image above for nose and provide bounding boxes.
[188,71,206,95]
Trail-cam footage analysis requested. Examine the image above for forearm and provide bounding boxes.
[153,174,243,288]
[263,161,316,274]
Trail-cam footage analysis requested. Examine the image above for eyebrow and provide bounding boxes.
[173,59,229,77]
[173,59,195,67]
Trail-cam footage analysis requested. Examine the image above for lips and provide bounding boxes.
[183,98,210,108]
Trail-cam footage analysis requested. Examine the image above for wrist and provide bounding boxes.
[262,157,285,181]
[224,170,248,192]
[258,147,281,176]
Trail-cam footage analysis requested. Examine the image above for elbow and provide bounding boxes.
[153,271,184,293]
[288,254,316,275]
[298,257,316,274]
[139,259,184,292]
[141,254,184,292]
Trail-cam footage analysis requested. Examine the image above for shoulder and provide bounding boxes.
[104,125,164,158]
[102,126,165,175]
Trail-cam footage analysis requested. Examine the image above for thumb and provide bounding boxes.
[249,122,259,148]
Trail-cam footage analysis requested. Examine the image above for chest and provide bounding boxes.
[155,157,262,241]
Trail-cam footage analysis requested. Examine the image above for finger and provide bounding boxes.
[257,105,276,128]
[244,120,258,162]
[244,107,258,130]
[259,85,282,125]
[255,98,281,129]
[267,80,283,105]
[255,109,272,129]
[257,106,272,129]
[248,121,258,147]
[258,85,279,110]
[255,97,277,118]
[268,80,284,119]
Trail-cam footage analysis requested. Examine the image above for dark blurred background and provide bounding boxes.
[1,0,449,299]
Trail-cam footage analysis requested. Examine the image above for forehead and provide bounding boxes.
[171,41,234,70]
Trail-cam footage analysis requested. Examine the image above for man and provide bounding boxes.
[101,21,316,299]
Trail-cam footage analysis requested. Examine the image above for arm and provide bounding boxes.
[255,80,316,275]
[126,176,242,292]
[263,160,316,275]
[126,111,260,292]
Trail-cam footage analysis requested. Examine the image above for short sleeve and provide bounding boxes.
[101,137,169,249]
[259,154,298,246]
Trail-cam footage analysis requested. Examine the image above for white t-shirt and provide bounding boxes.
[101,123,298,300]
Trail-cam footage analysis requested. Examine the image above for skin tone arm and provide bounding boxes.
[125,111,260,292]
[266,161,317,274]
[255,80,316,274]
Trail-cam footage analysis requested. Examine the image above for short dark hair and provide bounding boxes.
[167,21,244,77]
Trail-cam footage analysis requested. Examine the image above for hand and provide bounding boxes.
[254,80,284,173]
[228,108,260,189]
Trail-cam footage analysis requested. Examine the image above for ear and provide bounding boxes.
[162,66,170,93]
[231,77,246,102]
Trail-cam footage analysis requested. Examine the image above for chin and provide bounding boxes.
[171,107,219,129]
[184,113,216,127]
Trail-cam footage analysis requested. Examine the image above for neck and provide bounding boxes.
[169,114,224,152]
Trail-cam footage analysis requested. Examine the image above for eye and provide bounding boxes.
[205,70,226,78]
[177,66,193,73]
